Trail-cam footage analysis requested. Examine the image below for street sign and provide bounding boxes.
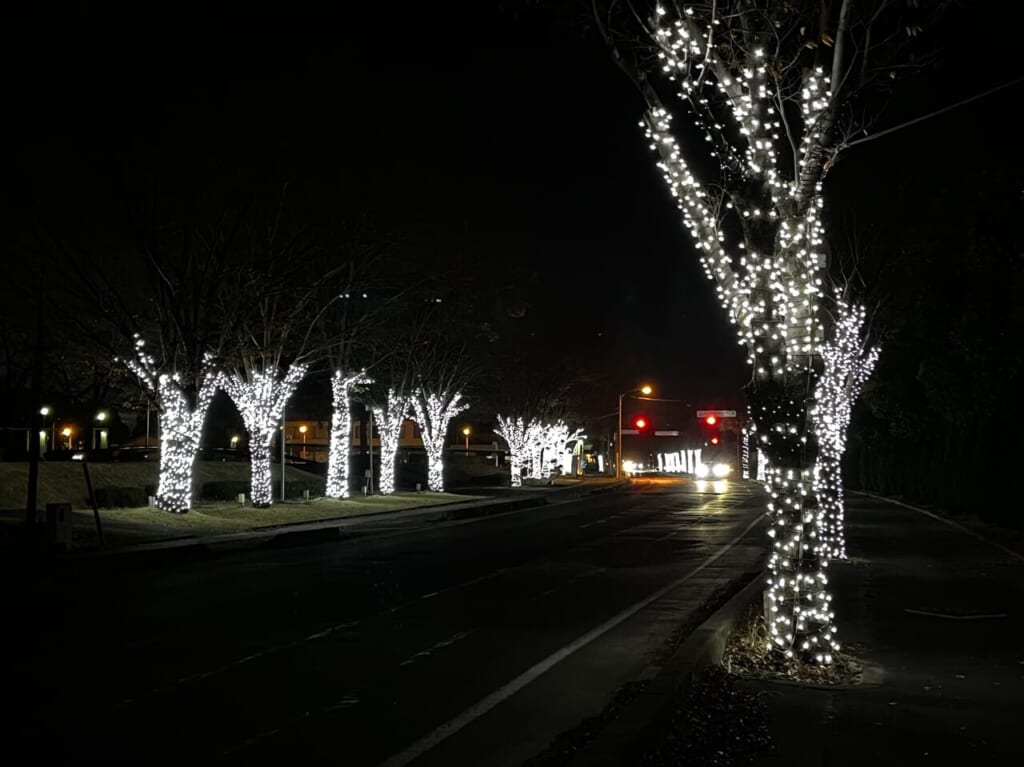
[621,429,640,435]
[654,430,680,436]
[697,410,737,418]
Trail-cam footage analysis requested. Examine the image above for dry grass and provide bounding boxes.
[722,604,863,686]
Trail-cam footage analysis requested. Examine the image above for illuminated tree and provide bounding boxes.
[325,370,371,498]
[74,217,240,514]
[539,421,584,478]
[120,336,219,512]
[412,389,469,492]
[308,224,400,499]
[219,192,325,507]
[495,415,539,486]
[221,364,308,507]
[595,0,934,662]
[372,387,411,495]
[815,297,879,559]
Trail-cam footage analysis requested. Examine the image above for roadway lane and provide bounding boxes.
[14,477,766,764]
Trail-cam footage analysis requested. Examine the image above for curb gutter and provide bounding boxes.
[566,572,765,767]
[43,479,632,571]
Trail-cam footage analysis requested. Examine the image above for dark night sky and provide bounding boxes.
[4,1,1020,413]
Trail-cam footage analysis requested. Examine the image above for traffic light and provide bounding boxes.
[702,414,720,447]
[633,415,649,432]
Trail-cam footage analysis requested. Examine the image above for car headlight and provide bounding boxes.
[712,463,731,478]
[695,462,710,478]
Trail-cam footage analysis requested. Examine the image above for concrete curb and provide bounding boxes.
[566,571,765,767]
[34,479,632,572]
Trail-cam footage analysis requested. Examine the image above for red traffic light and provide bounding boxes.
[704,415,717,426]
[633,416,648,430]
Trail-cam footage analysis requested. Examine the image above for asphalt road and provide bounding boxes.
[11,477,766,765]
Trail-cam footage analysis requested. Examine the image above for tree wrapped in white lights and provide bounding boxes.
[326,370,371,498]
[372,388,411,495]
[495,415,542,486]
[120,335,219,513]
[593,0,929,662]
[815,298,879,559]
[539,421,584,478]
[221,364,308,507]
[411,388,469,492]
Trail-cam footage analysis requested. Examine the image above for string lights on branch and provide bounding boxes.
[637,5,851,663]
[495,415,541,487]
[411,388,469,492]
[372,388,410,495]
[325,370,371,499]
[815,299,880,559]
[119,334,218,514]
[222,363,308,508]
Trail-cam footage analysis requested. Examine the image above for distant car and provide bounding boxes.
[694,444,733,479]
[694,459,732,479]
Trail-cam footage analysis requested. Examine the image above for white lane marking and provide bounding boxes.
[117,570,508,707]
[378,513,765,767]
[849,491,1024,564]
[399,629,477,667]
[904,609,1008,621]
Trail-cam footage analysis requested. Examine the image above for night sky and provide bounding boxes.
[4,1,1019,414]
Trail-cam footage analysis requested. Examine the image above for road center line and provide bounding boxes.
[378,511,765,767]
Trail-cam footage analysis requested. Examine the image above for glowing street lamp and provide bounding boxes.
[617,384,653,479]
[230,435,240,449]
[92,410,109,449]
[62,427,73,450]
[40,407,56,452]
[299,424,308,459]
[462,426,471,451]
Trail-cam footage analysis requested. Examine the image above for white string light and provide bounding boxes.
[119,334,218,513]
[643,7,839,663]
[495,415,545,486]
[815,299,880,559]
[325,370,371,499]
[411,389,468,492]
[222,364,308,507]
[372,388,410,495]
[538,421,583,478]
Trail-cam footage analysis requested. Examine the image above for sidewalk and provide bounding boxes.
[565,490,1024,766]
[744,492,1024,764]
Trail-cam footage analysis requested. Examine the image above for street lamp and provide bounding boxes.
[617,384,652,479]
[40,407,54,452]
[462,426,471,451]
[94,410,109,449]
[230,435,239,449]
[299,424,308,459]
[62,427,73,450]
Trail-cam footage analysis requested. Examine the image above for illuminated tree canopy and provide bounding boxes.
[595,0,926,662]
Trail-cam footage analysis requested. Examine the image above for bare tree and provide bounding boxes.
[218,196,328,507]
[594,0,939,663]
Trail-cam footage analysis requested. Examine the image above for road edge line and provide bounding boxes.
[377,512,765,767]
[847,490,1024,564]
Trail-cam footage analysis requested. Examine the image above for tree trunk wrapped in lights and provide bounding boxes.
[815,299,879,559]
[222,364,308,507]
[120,335,218,514]
[411,388,468,492]
[495,415,540,487]
[593,0,917,663]
[326,370,371,499]
[372,388,410,495]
